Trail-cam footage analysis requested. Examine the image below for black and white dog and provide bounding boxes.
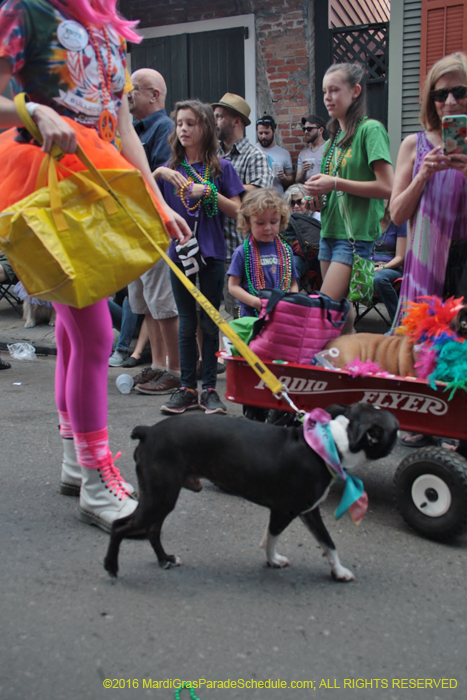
[104,403,398,581]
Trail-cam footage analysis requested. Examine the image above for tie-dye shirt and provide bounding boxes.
[0,0,132,129]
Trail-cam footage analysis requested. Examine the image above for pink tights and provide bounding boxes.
[54,299,113,434]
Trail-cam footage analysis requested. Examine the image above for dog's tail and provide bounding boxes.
[131,425,152,442]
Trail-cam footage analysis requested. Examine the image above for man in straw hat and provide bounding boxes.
[212,93,273,317]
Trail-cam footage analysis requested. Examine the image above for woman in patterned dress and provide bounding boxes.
[390,52,467,447]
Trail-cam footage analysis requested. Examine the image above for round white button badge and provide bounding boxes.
[57,20,89,51]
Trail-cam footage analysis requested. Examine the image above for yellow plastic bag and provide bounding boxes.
[0,94,170,308]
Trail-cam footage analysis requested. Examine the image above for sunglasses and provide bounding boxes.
[430,85,467,102]
[292,198,304,206]
[256,118,275,127]
[302,126,318,132]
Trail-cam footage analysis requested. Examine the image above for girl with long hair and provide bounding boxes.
[304,62,393,333]
[0,0,190,532]
[154,100,244,415]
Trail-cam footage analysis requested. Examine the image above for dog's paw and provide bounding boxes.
[104,559,118,578]
[331,566,355,582]
[159,555,182,569]
[266,553,290,568]
[24,320,36,329]
[48,320,56,327]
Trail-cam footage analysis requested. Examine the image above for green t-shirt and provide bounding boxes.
[319,119,391,241]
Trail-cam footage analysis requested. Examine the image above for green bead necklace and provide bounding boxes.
[174,682,200,700]
[321,116,367,208]
[180,158,219,217]
[243,234,293,316]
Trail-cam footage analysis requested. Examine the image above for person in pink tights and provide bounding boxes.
[0,0,190,531]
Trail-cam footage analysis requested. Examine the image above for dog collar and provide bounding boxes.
[303,408,368,525]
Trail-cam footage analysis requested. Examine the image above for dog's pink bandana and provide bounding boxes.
[303,408,368,526]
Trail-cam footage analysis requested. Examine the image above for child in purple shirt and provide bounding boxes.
[155,99,244,414]
[228,189,299,317]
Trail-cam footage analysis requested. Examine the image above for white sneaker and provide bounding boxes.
[79,453,138,533]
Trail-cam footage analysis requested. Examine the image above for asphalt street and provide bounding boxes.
[1,348,466,700]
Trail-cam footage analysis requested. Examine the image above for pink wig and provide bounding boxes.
[48,0,142,43]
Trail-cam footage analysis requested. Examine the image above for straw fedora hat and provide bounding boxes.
[211,93,251,126]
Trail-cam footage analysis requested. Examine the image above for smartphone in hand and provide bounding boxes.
[442,115,467,159]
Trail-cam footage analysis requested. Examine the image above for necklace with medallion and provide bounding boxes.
[85,24,117,142]
[320,116,367,208]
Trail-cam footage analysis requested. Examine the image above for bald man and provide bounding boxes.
[126,69,181,396]
[128,68,173,173]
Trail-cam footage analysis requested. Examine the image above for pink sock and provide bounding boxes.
[74,427,110,470]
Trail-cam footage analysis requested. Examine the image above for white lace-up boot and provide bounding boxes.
[60,437,82,497]
[59,436,136,498]
[75,428,138,533]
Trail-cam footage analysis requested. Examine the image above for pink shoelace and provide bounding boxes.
[99,450,131,500]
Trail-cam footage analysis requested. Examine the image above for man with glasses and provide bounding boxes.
[296,114,328,184]
[124,69,181,396]
[255,115,293,194]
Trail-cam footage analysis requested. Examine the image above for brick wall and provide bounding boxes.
[124,0,317,170]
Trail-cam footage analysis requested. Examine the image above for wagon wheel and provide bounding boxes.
[393,446,467,541]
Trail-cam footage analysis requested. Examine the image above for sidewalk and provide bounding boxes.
[0,297,57,355]
[0,295,389,358]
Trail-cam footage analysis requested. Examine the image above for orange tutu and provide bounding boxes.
[0,117,169,223]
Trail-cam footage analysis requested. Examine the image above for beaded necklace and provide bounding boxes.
[321,116,367,208]
[85,24,116,142]
[243,234,292,315]
[179,159,219,217]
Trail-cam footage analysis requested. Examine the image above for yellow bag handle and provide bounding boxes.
[15,93,119,230]
[13,93,286,399]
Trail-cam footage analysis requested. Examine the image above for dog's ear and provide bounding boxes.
[346,405,398,459]
[347,419,384,456]
[326,404,351,419]
[131,425,151,442]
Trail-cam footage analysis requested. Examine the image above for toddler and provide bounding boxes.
[228,188,299,317]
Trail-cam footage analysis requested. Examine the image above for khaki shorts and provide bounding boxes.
[128,258,178,319]
[223,259,240,318]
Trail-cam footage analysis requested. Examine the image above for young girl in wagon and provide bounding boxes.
[227,188,299,317]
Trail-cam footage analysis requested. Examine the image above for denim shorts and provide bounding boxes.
[318,238,374,266]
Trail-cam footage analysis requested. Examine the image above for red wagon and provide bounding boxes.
[224,355,467,541]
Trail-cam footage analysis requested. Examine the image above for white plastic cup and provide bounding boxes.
[272,162,282,176]
[116,373,134,394]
